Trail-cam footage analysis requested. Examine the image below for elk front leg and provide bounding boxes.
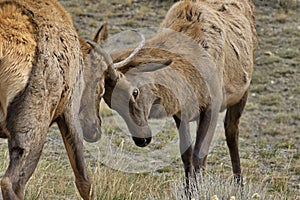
[193,107,219,173]
[0,124,8,138]
[57,114,92,200]
[224,91,248,185]
[173,116,194,187]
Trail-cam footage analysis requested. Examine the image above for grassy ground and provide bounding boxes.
[0,0,299,199]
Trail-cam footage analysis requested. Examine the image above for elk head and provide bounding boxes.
[80,23,146,143]
[103,47,173,147]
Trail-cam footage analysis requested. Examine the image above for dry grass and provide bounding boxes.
[1,121,299,199]
[0,0,299,199]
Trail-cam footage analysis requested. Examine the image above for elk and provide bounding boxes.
[101,0,258,186]
[0,0,144,199]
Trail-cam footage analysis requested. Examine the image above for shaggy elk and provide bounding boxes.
[101,0,258,185]
[0,0,143,199]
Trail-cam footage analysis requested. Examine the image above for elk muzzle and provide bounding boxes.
[83,122,102,142]
[132,136,152,147]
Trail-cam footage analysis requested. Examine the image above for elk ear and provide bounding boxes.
[135,59,172,73]
[93,22,108,44]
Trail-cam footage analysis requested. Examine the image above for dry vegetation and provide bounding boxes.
[0,0,299,199]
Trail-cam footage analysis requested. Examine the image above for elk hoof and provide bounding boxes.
[234,174,244,186]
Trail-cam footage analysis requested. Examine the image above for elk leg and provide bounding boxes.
[193,107,219,172]
[57,114,92,200]
[1,124,48,200]
[173,116,194,187]
[0,123,9,139]
[224,91,248,185]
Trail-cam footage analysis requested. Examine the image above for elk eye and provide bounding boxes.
[132,88,139,99]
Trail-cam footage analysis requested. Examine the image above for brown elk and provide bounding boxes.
[0,0,144,199]
[101,0,258,186]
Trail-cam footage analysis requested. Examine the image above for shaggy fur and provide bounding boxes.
[161,0,258,106]
[105,0,257,186]
[0,3,36,122]
[0,1,102,199]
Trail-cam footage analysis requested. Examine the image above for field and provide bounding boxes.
[0,0,299,199]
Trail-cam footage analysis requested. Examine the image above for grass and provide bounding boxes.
[255,54,282,65]
[258,93,283,106]
[1,119,299,199]
[278,49,299,59]
[0,0,299,199]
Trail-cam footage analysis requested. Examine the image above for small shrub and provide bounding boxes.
[277,0,298,11]
[259,93,283,106]
[276,12,288,23]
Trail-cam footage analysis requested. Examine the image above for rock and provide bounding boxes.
[264,51,273,56]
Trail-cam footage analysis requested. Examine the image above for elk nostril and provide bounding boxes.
[145,137,152,145]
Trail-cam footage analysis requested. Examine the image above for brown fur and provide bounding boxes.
[0,3,36,122]
[0,0,106,199]
[161,0,257,107]
[105,0,257,187]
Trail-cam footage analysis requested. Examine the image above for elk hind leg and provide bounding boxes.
[1,125,48,199]
[224,91,248,185]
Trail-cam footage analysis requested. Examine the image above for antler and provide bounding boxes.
[86,40,119,81]
[87,30,145,81]
[114,30,145,69]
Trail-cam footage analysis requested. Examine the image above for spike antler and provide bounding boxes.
[114,30,145,69]
[86,40,119,81]
[87,30,145,81]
